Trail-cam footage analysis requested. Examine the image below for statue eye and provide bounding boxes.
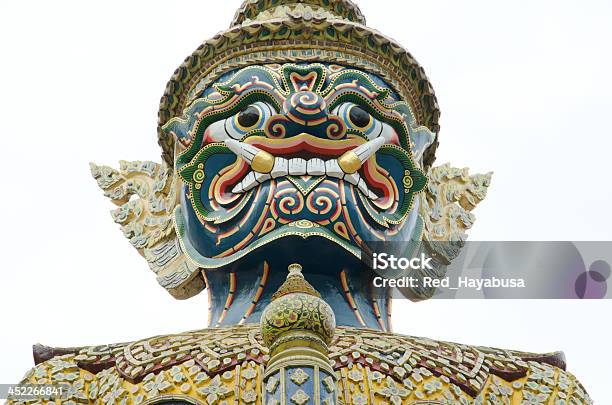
[348,105,372,128]
[333,103,383,140]
[236,105,262,129]
[218,102,274,139]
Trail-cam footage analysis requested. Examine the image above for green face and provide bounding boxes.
[163,63,434,268]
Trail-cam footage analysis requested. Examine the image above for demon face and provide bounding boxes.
[163,63,435,268]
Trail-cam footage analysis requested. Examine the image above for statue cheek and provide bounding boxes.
[342,187,423,246]
[181,183,273,259]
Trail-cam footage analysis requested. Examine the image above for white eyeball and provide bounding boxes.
[207,102,275,141]
[333,103,384,140]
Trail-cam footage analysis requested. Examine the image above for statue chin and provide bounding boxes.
[175,189,424,270]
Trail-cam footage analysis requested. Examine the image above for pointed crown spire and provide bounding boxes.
[231,0,366,27]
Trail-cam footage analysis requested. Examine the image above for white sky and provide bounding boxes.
[1,0,611,402]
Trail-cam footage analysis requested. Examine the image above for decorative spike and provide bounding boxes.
[224,139,275,173]
[337,138,385,174]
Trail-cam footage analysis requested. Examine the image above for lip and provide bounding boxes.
[244,133,368,158]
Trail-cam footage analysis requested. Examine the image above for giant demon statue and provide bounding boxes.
[11,1,591,404]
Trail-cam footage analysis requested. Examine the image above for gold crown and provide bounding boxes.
[157,0,440,168]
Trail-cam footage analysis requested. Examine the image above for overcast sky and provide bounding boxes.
[1,0,611,402]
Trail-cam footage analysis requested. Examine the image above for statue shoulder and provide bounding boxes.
[331,327,592,404]
[7,326,267,404]
[7,326,592,404]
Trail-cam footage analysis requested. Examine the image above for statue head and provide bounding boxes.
[91,0,491,308]
[164,61,433,269]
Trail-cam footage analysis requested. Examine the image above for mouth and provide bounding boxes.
[224,134,386,201]
[176,131,426,265]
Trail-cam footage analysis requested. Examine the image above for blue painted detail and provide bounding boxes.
[264,370,282,404]
[285,367,316,405]
[201,238,392,330]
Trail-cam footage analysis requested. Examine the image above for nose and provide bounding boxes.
[264,90,346,139]
[284,91,327,125]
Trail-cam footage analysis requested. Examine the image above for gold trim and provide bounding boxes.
[337,150,361,174]
[252,149,275,173]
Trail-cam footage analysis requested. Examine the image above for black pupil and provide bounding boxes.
[237,106,261,128]
[349,106,371,128]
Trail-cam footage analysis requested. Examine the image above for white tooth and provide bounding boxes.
[288,158,307,175]
[353,137,386,163]
[343,172,360,185]
[255,171,271,183]
[358,178,372,196]
[307,158,325,175]
[271,157,289,178]
[232,182,244,194]
[242,172,258,191]
[325,160,344,178]
[224,139,260,163]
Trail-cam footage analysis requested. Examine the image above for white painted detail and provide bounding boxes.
[358,178,370,195]
[241,171,258,191]
[271,157,289,178]
[288,158,307,175]
[352,137,385,164]
[307,158,325,175]
[325,160,343,178]
[224,139,260,164]
[254,171,271,183]
[232,182,244,194]
[343,172,360,185]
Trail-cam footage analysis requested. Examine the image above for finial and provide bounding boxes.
[231,0,366,27]
[260,263,338,403]
[287,263,304,278]
[271,263,321,301]
[261,263,335,349]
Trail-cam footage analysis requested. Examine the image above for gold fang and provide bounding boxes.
[337,151,362,174]
[252,150,275,173]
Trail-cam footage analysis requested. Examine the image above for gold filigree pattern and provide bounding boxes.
[8,325,591,404]
[158,12,442,167]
